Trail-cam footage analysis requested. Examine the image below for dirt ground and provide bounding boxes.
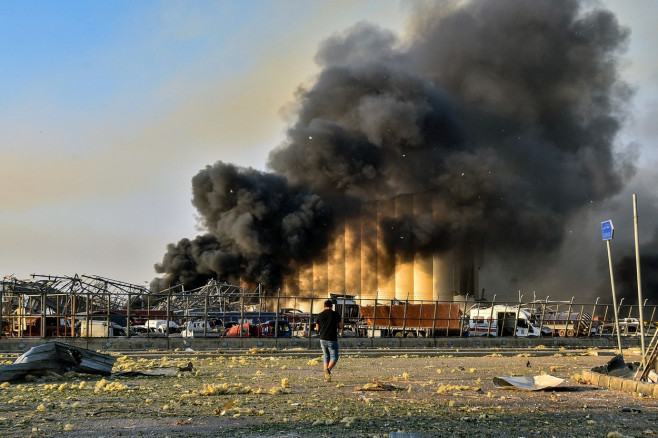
[0,347,655,438]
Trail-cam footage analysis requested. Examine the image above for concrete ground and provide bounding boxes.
[0,345,655,437]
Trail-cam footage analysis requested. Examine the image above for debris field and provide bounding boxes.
[0,347,656,438]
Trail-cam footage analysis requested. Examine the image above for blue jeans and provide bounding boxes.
[320,340,339,364]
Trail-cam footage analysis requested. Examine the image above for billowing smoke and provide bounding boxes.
[151,162,333,291]
[610,198,658,304]
[152,0,634,294]
[614,248,658,305]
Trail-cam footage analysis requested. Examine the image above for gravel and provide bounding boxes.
[0,347,654,438]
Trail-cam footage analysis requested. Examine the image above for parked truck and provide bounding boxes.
[146,319,180,334]
[80,320,130,337]
[467,305,541,337]
[180,320,220,338]
[359,301,462,337]
[539,311,594,337]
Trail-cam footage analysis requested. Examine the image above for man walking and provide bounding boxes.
[315,299,343,382]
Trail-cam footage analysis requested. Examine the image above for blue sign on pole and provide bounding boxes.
[601,220,614,241]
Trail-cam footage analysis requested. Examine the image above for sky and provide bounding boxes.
[2,0,658,290]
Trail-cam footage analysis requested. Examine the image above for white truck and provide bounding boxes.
[80,320,129,337]
[468,305,541,337]
[180,320,218,338]
[146,319,180,334]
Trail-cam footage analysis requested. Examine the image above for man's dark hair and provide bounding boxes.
[324,299,333,308]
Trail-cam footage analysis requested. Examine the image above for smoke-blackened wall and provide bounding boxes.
[152,0,635,297]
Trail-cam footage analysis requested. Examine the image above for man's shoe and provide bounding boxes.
[324,369,331,382]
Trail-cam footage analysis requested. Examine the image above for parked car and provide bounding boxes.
[598,318,641,335]
[131,325,165,337]
[258,320,292,338]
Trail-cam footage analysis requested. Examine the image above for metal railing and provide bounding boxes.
[1,276,655,339]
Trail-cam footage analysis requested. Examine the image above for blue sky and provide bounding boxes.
[1,1,657,287]
[0,1,409,284]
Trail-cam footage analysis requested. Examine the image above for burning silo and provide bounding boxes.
[276,193,480,301]
[152,0,634,302]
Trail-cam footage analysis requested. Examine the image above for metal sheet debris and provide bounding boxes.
[591,354,634,378]
[493,375,565,391]
[113,368,180,377]
[0,341,116,382]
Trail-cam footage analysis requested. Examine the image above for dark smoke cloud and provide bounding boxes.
[151,162,332,290]
[607,186,658,305]
[614,248,658,306]
[269,0,632,264]
[153,0,634,294]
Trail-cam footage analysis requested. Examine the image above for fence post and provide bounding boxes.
[418,299,424,337]
[387,297,393,338]
[275,287,281,339]
[166,290,171,338]
[40,289,46,338]
[577,303,585,337]
[601,305,609,337]
[402,293,409,337]
[649,304,657,331]
[204,293,209,337]
[487,295,497,337]
[126,291,131,338]
[588,297,599,337]
[0,280,3,339]
[372,292,378,339]
[309,289,315,340]
[240,287,245,338]
[513,295,522,338]
[446,297,452,337]
[340,291,346,338]
[431,297,438,338]
[565,297,574,337]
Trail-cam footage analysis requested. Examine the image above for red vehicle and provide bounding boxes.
[221,320,291,337]
[222,323,258,337]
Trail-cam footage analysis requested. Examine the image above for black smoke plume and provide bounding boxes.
[151,162,332,291]
[152,0,634,294]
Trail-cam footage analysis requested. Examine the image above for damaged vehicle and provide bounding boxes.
[467,304,541,337]
[221,320,292,337]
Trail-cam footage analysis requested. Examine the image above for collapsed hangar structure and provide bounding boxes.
[0,274,255,337]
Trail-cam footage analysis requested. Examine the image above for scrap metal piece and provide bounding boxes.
[113,368,180,377]
[0,341,116,382]
[493,375,565,391]
[591,354,634,378]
